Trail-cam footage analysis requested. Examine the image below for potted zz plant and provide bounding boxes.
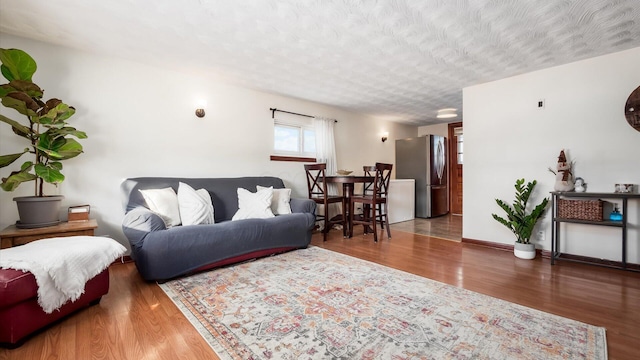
[492,178,549,259]
[0,48,87,228]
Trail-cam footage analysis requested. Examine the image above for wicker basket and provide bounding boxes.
[557,199,603,221]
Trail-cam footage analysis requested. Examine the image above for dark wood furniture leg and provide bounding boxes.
[344,183,354,238]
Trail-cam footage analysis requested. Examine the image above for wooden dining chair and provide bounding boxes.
[304,163,347,241]
[357,165,376,233]
[349,162,393,242]
[361,165,376,196]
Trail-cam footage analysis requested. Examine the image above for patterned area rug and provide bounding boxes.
[159,247,607,359]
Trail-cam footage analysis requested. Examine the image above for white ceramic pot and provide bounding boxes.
[514,242,536,260]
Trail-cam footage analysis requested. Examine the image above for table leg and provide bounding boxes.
[622,198,628,270]
[344,183,354,238]
[551,193,558,265]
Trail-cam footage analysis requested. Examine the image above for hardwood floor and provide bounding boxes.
[1,262,218,360]
[2,228,638,359]
[390,214,462,241]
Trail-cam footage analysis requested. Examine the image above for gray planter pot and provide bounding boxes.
[514,242,536,260]
[13,195,64,229]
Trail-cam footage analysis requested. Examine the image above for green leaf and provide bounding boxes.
[49,161,63,171]
[34,163,65,184]
[47,126,87,139]
[0,163,36,191]
[21,161,34,170]
[36,131,66,155]
[37,100,75,125]
[0,83,14,97]
[0,113,31,138]
[0,148,28,168]
[0,48,37,82]
[68,129,87,139]
[7,79,43,98]
[0,64,13,82]
[37,137,83,160]
[52,138,83,159]
[1,91,39,117]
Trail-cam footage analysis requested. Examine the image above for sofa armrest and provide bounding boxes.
[290,197,316,214]
[122,207,166,251]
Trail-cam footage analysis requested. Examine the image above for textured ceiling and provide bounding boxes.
[1,0,639,125]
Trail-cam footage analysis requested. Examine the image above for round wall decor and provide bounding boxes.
[625,85,640,132]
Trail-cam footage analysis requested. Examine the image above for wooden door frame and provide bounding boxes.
[448,122,463,215]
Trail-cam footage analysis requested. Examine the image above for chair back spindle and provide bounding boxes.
[362,165,376,196]
[305,163,329,201]
[373,163,392,199]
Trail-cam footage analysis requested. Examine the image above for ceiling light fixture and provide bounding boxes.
[436,108,458,119]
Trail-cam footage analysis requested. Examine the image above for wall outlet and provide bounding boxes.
[537,230,545,241]
[537,99,545,109]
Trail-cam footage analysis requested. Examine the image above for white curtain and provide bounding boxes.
[313,117,340,225]
[314,117,337,178]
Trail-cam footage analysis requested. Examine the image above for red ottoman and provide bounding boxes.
[0,267,109,348]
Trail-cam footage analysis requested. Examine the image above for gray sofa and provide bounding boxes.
[121,177,316,281]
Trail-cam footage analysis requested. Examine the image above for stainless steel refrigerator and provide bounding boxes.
[395,135,448,218]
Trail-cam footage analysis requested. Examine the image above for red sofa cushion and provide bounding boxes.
[0,269,39,307]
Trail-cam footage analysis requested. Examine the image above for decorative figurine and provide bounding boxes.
[549,149,575,192]
[574,177,586,192]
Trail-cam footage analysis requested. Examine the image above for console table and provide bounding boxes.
[0,219,98,249]
[550,191,640,272]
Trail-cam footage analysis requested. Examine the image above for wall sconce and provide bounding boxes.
[381,131,389,142]
[195,99,207,118]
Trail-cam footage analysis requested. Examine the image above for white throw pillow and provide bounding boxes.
[232,187,275,220]
[177,182,215,226]
[257,185,292,215]
[139,187,181,227]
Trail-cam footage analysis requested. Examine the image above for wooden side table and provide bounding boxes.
[550,191,640,272]
[0,219,98,249]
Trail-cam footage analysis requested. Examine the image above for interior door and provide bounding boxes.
[448,122,463,215]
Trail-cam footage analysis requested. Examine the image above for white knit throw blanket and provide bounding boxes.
[0,236,127,314]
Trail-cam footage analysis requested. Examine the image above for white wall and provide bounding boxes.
[418,123,449,137]
[0,34,416,249]
[464,47,640,263]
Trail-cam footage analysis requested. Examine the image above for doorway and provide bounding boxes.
[448,122,463,215]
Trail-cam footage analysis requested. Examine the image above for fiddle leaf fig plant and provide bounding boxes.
[0,48,87,196]
[492,178,549,244]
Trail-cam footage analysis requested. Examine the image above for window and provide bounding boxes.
[273,121,316,158]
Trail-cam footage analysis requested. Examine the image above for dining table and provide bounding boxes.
[322,174,374,237]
